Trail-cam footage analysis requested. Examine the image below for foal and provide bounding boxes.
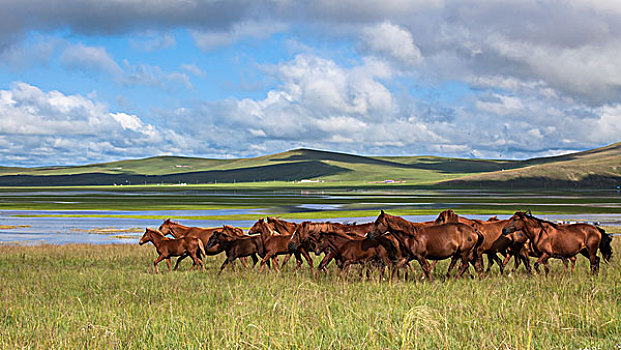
[139,228,205,273]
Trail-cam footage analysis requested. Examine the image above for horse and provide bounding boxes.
[501,211,613,275]
[250,218,314,273]
[315,231,394,279]
[367,211,484,281]
[205,230,266,275]
[434,209,513,274]
[158,219,251,268]
[288,221,376,271]
[138,228,205,273]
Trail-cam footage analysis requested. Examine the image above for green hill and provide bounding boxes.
[0,143,619,187]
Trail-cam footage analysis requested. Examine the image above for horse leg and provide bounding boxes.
[340,261,351,279]
[190,252,204,272]
[570,256,576,272]
[250,254,259,267]
[166,258,172,272]
[533,253,550,274]
[446,257,459,278]
[318,251,335,271]
[415,256,433,282]
[174,254,188,271]
[292,252,304,272]
[258,253,273,273]
[153,255,166,274]
[217,257,232,275]
[280,253,292,268]
[239,257,249,269]
[300,249,315,275]
[272,256,281,273]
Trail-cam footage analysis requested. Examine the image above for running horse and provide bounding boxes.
[139,228,205,273]
[158,219,250,268]
[501,211,613,275]
[367,211,484,281]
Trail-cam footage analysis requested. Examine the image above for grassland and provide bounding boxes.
[1,241,619,349]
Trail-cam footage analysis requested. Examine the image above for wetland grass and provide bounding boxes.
[1,240,620,349]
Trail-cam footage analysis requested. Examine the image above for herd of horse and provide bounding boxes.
[138,210,614,280]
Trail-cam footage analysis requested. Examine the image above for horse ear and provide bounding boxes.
[380,210,385,215]
[526,209,532,217]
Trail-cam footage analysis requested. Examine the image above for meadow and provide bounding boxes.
[1,240,619,349]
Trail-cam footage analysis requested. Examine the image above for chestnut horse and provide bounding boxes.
[367,211,484,281]
[502,211,612,275]
[158,219,251,268]
[205,230,267,275]
[250,218,314,273]
[139,228,205,273]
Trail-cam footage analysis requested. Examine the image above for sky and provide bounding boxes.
[1,0,620,167]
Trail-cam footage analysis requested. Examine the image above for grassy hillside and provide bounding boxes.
[443,142,621,188]
[0,143,619,187]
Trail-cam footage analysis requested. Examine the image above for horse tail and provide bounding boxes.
[597,227,613,262]
[197,239,206,260]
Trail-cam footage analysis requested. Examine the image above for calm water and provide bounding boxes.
[1,210,620,245]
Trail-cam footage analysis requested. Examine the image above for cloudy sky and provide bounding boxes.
[1,0,620,166]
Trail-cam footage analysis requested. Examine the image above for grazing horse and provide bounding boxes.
[158,219,251,268]
[367,211,484,281]
[502,211,613,275]
[205,230,267,275]
[139,228,205,273]
[250,218,314,273]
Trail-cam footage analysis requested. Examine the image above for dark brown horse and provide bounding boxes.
[315,231,393,279]
[434,209,512,274]
[139,228,205,273]
[502,211,612,275]
[368,211,484,281]
[205,230,267,275]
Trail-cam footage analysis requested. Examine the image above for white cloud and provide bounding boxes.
[360,21,422,66]
[0,82,181,165]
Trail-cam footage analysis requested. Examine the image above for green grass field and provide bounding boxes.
[1,241,619,349]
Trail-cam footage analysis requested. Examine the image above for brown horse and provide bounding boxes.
[139,228,205,273]
[502,211,612,275]
[368,211,484,281]
[250,218,314,273]
[158,219,252,268]
[205,230,267,275]
[315,231,394,279]
[434,209,513,274]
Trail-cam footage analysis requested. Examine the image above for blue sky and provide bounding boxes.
[1,1,620,166]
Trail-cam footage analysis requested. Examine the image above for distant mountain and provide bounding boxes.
[0,143,619,188]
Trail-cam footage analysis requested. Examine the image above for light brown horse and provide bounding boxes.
[368,211,484,281]
[139,228,205,273]
[502,211,612,275]
[266,216,298,234]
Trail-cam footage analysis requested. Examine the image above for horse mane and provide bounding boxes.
[518,211,559,229]
[380,212,418,234]
[434,209,459,224]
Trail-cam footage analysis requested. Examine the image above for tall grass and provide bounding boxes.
[1,241,619,349]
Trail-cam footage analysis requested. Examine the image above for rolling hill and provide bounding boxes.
[0,143,619,188]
